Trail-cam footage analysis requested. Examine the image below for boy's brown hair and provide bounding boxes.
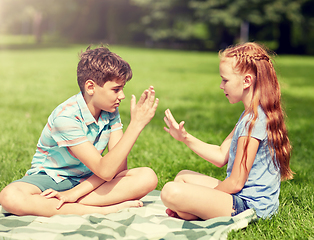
[77,46,133,93]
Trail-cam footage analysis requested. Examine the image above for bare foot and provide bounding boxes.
[166,208,180,218]
[101,200,143,215]
[116,200,143,211]
[165,208,199,220]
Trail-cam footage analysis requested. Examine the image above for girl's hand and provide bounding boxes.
[164,109,187,142]
[40,188,79,210]
[130,86,159,130]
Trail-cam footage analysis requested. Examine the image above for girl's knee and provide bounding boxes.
[174,169,193,182]
[161,182,182,204]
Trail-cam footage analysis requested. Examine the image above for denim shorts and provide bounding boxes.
[13,172,80,192]
[231,194,250,216]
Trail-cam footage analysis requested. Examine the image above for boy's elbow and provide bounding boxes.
[97,170,116,182]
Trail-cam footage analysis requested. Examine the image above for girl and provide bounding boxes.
[161,42,293,220]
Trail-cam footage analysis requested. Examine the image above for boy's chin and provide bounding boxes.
[105,107,118,113]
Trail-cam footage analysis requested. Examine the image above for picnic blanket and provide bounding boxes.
[0,190,257,240]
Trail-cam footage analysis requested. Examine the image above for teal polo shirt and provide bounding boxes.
[26,92,123,183]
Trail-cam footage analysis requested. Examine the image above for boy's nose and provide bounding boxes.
[219,81,224,89]
[119,91,125,100]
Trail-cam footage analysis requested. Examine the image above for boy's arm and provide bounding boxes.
[42,129,125,209]
[214,136,259,194]
[164,108,234,167]
[69,87,158,182]
[42,87,158,208]
[107,128,127,173]
[41,174,106,209]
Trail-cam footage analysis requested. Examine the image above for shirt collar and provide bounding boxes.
[76,92,96,126]
[76,92,110,127]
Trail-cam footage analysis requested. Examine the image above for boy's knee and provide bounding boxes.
[140,167,158,190]
[0,185,21,214]
[0,183,33,215]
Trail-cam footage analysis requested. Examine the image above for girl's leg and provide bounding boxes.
[161,171,232,220]
[174,170,221,188]
[161,181,233,220]
[78,167,158,206]
[0,182,142,217]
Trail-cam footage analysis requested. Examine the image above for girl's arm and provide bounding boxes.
[214,136,260,194]
[164,109,234,167]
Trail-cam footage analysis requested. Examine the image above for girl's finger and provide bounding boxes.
[179,121,185,130]
[165,109,178,126]
[164,116,170,128]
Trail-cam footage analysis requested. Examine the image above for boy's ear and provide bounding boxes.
[243,74,254,90]
[85,80,96,96]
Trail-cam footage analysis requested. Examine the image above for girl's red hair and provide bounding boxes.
[219,42,293,180]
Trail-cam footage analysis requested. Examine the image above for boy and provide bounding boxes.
[0,46,159,217]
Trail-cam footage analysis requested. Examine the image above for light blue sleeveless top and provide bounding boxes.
[226,106,281,218]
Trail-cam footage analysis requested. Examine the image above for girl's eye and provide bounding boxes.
[113,89,120,93]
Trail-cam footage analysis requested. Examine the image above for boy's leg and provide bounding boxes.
[0,182,142,217]
[78,167,158,206]
[161,181,233,220]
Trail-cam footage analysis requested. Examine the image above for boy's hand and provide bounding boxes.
[164,109,188,142]
[130,86,159,130]
[40,188,79,210]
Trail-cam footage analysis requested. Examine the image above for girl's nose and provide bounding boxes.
[219,81,224,90]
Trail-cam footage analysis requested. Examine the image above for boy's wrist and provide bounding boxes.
[128,120,145,133]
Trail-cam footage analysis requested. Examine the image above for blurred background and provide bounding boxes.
[0,0,313,54]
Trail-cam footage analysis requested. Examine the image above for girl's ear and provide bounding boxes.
[243,74,254,90]
[85,80,96,96]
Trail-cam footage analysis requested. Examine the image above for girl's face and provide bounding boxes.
[219,57,246,105]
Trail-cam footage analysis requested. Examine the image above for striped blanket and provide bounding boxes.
[0,190,257,240]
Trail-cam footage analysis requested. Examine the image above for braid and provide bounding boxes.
[219,42,293,181]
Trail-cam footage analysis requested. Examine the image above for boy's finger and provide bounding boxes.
[151,97,159,112]
[41,188,53,196]
[130,95,136,112]
[56,199,65,210]
[137,89,149,106]
[148,89,156,107]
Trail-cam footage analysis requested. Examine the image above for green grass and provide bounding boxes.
[0,44,313,239]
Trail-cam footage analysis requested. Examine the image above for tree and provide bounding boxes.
[131,0,209,49]
[190,0,310,53]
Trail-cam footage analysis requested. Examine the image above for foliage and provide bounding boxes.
[0,45,313,239]
[1,0,313,53]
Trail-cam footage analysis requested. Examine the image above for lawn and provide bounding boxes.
[0,43,313,239]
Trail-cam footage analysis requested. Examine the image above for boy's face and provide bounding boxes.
[92,79,126,113]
